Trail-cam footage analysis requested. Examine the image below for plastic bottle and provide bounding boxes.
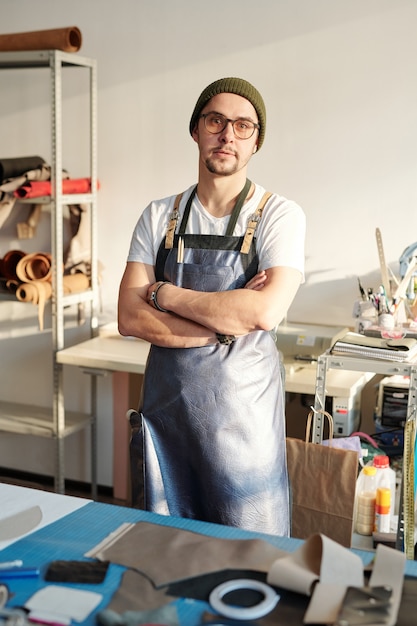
[372,455,396,526]
[375,487,391,533]
[355,465,377,536]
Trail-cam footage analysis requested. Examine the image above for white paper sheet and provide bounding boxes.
[26,585,102,623]
[0,483,90,550]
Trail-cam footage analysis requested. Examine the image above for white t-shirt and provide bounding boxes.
[127,183,306,279]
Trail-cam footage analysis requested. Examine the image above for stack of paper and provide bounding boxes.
[330,332,417,362]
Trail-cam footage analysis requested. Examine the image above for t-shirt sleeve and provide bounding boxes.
[127,197,172,266]
[256,197,306,281]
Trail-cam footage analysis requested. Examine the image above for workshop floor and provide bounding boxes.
[0,468,130,507]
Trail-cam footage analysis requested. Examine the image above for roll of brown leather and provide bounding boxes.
[15,269,88,330]
[0,26,82,53]
[1,249,26,280]
[9,249,88,329]
[16,280,52,304]
[63,273,89,293]
[5,279,19,294]
[16,280,53,331]
[16,252,53,283]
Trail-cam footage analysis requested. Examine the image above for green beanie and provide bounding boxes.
[189,77,266,149]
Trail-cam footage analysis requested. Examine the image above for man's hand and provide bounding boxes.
[245,270,267,291]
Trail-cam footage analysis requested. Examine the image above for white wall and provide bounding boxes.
[1,0,416,485]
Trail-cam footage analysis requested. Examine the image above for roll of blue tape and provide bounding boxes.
[209,578,280,620]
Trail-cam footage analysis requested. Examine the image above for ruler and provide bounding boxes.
[393,256,417,301]
[398,366,417,559]
[402,417,415,559]
[375,228,392,299]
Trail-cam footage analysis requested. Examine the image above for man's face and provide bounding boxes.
[192,92,259,177]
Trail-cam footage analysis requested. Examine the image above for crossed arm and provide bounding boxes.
[117,260,302,348]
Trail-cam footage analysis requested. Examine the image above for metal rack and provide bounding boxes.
[0,50,99,497]
[313,352,417,558]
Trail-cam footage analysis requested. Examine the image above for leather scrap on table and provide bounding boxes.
[103,569,172,613]
[87,522,408,625]
[85,521,287,587]
[102,566,308,626]
[169,568,310,625]
[45,560,110,584]
[100,568,417,626]
[97,604,179,626]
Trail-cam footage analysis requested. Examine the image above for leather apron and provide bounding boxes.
[130,180,290,535]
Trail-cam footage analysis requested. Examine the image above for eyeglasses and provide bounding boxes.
[200,112,260,140]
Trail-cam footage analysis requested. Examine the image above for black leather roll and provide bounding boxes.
[0,156,45,183]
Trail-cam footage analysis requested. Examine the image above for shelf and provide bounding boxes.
[320,353,417,377]
[0,289,95,305]
[19,193,95,205]
[0,49,95,69]
[313,351,417,559]
[0,401,92,438]
[0,49,99,497]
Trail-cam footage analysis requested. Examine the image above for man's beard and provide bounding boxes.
[204,156,238,176]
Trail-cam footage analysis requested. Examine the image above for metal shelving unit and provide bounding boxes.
[313,352,417,559]
[0,50,99,497]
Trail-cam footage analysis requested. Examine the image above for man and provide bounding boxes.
[118,77,305,535]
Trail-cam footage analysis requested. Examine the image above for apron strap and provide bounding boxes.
[168,180,252,242]
[224,178,252,236]
[164,182,270,252]
[240,191,272,254]
[178,186,198,236]
[165,191,184,249]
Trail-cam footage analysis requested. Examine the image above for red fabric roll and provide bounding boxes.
[14,178,98,199]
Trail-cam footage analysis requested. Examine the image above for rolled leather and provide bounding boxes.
[0,156,45,184]
[14,178,95,199]
[15,269,89,331]
[62,272,89,293]
[16,252,53,282]
[0,26,82,53]
[1,249,26,280]
[16,280,52,331]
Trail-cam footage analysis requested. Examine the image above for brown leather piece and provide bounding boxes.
[0,251,89,330]
[0,249,26,280]
[0,27,82,53]
[16,252,53,282]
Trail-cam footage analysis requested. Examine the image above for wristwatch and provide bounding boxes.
[216,333,236,345]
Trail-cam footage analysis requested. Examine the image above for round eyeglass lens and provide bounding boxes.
[203,113,256,139]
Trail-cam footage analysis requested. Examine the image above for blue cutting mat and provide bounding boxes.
[0,501,303,625]
[1,500,407,625]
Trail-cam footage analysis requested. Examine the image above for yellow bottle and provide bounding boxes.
[375,487,391,534]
